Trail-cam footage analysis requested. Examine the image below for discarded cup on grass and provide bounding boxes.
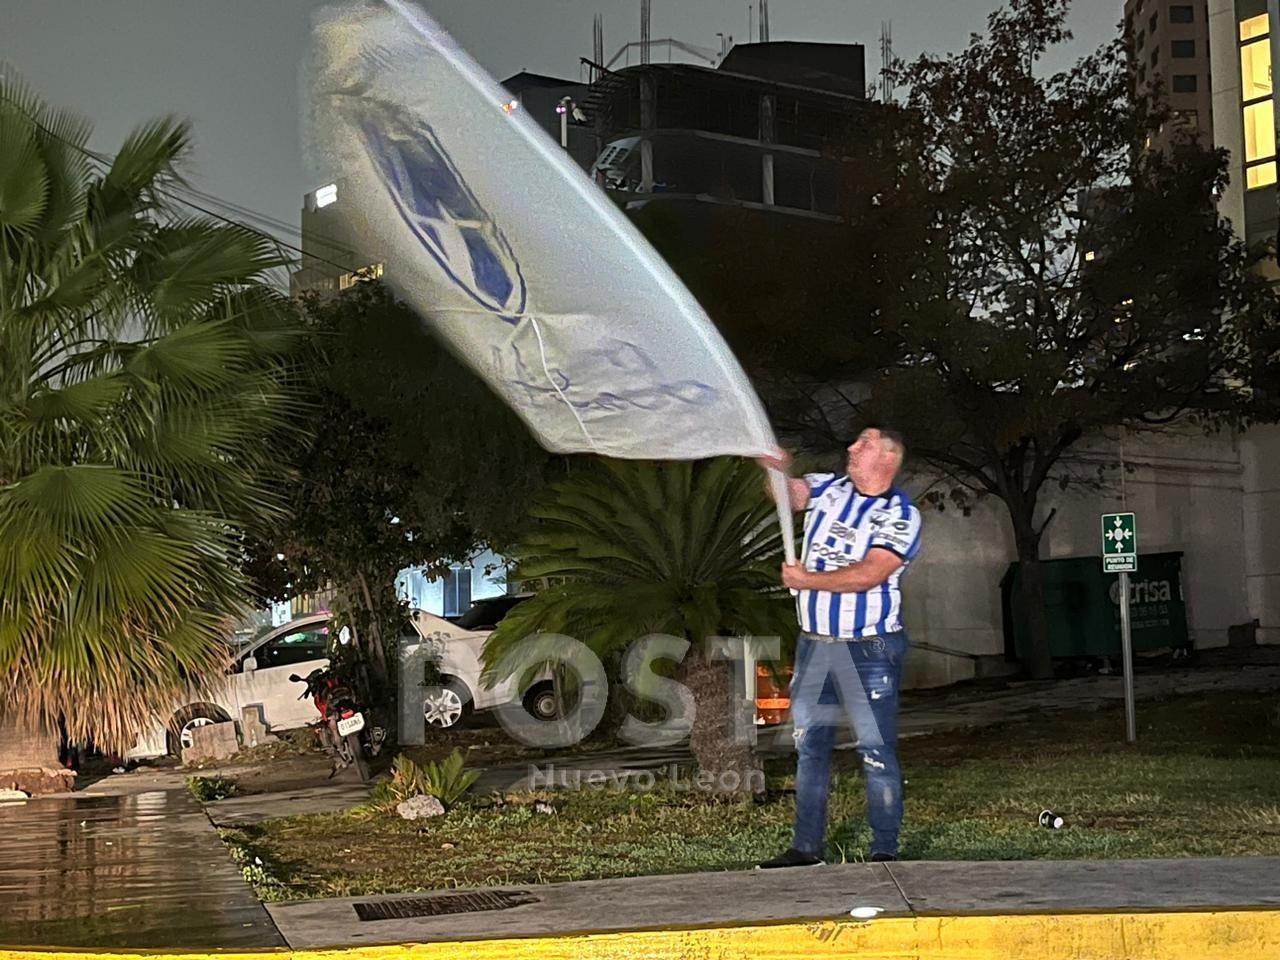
[1038,809,1064,829]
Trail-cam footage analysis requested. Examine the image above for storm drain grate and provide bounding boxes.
[353,890,539,921]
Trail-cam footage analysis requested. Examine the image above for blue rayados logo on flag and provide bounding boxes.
[353,106,718,417]
[358,113,527,325]
[315,1,781,464]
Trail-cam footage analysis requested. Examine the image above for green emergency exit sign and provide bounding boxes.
[1101,512,1137,573]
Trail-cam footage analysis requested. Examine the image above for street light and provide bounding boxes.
[556,96,587,149]
[556,96,573,149]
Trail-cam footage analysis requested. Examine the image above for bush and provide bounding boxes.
[366,750,480,812]
[187,775,239,802]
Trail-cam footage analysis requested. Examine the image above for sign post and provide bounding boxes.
[1102,512,1138,743]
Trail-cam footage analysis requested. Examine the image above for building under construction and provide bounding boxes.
[583,40,875,220]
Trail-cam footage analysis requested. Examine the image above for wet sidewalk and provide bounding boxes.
[0,791,283,950]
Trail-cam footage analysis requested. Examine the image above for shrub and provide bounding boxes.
[187,775,239,802]
[366,750,479,812]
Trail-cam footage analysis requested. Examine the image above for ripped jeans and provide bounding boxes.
[790,630,906,859]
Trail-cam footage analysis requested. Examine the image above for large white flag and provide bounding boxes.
[307,0,778,462]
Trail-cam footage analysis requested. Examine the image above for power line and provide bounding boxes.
[172,182,358,262]
[176,184,308,238]
[1,90,364,278]
[168,191,363,277]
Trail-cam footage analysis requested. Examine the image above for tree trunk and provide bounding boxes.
[677,650,764,797]
[1012,525,1055,681]
[0,714,74,796]
[597,650,630,740]
[354,572,392,694]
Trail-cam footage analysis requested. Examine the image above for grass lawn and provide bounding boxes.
[219,689,1280,900]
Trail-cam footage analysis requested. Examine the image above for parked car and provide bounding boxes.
[125,596,552,758]
[125,614,335,759]
[413,594,558,730]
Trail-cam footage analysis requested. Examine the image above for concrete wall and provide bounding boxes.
[900,428,1253,688]
[1240,424,1280,643]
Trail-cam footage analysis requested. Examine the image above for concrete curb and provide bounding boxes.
[4,908,1280,960]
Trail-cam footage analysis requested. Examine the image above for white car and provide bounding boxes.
[125,614,335,759]
[412,595,557,730]
[125,598,551,758]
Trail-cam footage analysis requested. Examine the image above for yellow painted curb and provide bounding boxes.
[4,909,1280,960]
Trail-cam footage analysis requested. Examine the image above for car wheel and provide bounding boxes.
[167,703,232,756]
[423,680,471,730]
[523,681,560,722]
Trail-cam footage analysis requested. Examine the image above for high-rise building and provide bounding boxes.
[1126,0,1215,148]
[1209,0,1278,248]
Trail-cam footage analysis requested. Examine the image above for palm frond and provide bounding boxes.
[481,457,793,684]
[0,76,305,750]
[0,108,49,233]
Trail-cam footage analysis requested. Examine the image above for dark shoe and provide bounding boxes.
[869,852,897,863]
[757,847,824,869]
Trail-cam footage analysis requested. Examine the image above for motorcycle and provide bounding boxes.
[289,667,385,782]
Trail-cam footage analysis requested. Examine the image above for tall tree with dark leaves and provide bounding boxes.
[242,281,549,706]
[779,0,1276,677]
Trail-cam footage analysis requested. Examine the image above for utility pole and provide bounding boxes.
[1102,428,1138,745]
[880,21,896,104]
[640,0,651,64]
[593,14,604,76]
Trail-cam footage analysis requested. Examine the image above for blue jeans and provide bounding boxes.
[790,630,906,858]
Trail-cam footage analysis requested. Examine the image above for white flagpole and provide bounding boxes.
[768,467,797,564]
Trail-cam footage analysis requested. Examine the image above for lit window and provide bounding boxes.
[1247,161,1278,189]
[338,262,385,290]
[1085,250,1097,262]
[1244,101,1276,162]
[1241,39,1272,101]
[1240,14,1269,42]
[315,183,338,208]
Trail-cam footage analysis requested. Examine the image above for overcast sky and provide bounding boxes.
[3,0,1123,238]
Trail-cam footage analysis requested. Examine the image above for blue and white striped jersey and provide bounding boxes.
[796,473,923,639]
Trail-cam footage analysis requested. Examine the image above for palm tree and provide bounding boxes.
[482,457,795,795]
[0,73,299,791]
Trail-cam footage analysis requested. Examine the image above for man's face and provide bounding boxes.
[846,429,887,478]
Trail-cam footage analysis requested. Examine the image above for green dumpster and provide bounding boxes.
[1001,551,1189,660]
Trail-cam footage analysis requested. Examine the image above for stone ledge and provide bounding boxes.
[3,766,75,796]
